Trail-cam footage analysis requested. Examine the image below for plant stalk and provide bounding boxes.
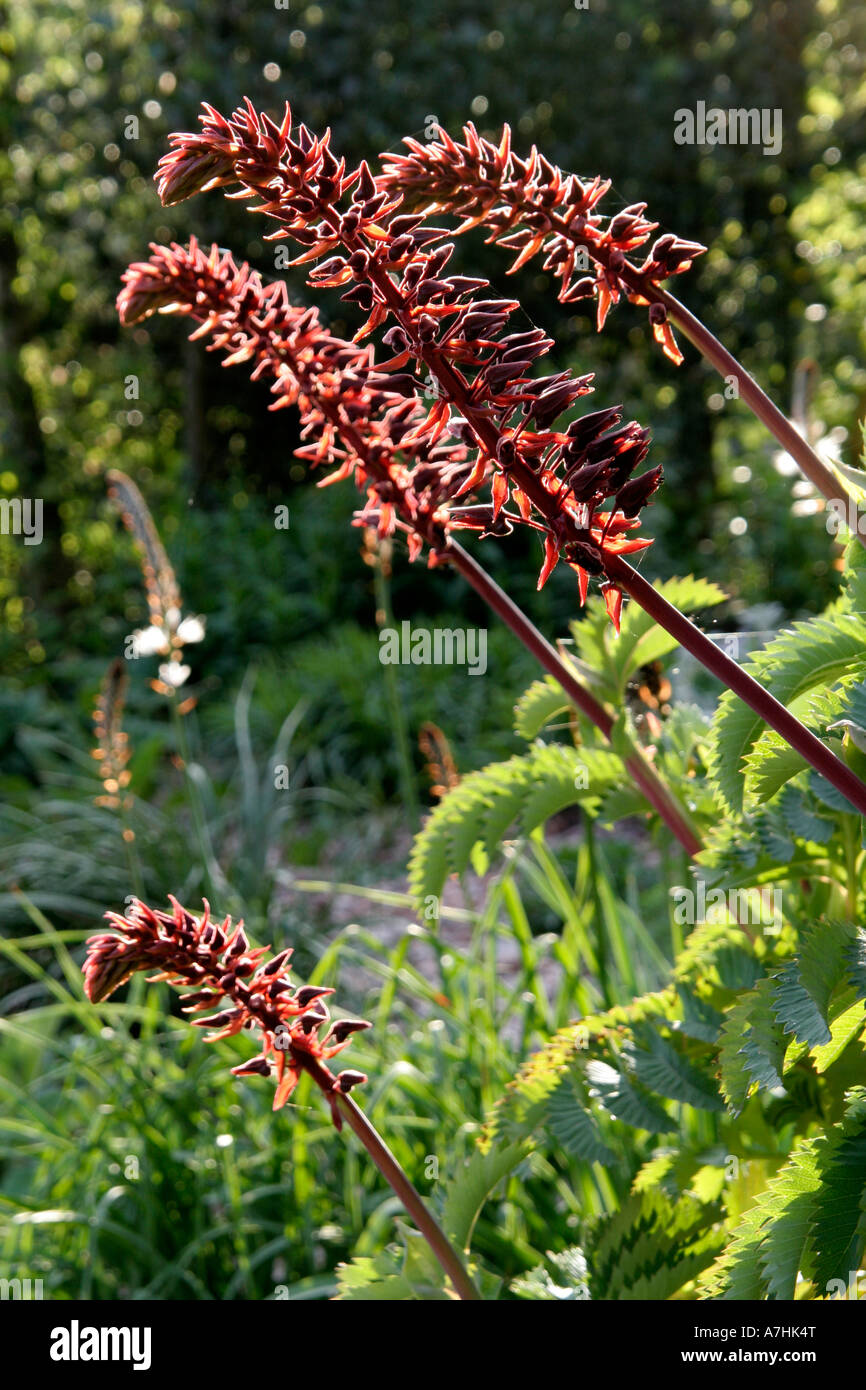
[299,1054,481,1300]
[604,551,866,816]
[536,208,864,541]
[362,255,866,820]
[656,285,861,531]
[298,356,703,854]
[447,540,704,854]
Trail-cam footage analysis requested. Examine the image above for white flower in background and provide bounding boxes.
[158,660,191,688]
[175,614,206,645]
[129,613,204,666]
[107,470,207,700]
[130,624,171,657]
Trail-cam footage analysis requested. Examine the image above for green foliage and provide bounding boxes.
[580,1191,725,1301]
[408,743,620,921]
[568,576,728,712]
[511,1246,589,1301]
[718,979,787,1113]
[513,678,569,742]
[334,1251,423,1301]
[629,1022,725,1113]
[772,919,859,1049]
[606,578,728,691]
[711,608,866,811]
[442,1143,530,1253]
[5,0,866,1306]
[702,1090,866,1300]
[545,1075,617,1167]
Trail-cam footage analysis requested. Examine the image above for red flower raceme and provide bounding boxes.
[118,237,473,560]
[83,896,370,1122]
[151,100,663,624]
[378,121,706,365]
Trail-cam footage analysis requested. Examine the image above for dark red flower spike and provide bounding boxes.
[83,896,370,1122]
[150,102,665,621]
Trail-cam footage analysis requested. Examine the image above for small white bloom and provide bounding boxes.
[175,614,206,645]
[158,660,191,688]
[131,624,170,657]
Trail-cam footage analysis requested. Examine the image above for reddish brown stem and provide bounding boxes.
[605,551,866,816]
[539,208,863,543]
[355,254,866,816]
[299,1053,480,1300]
[446,541,703,855]
[656,286,861,532]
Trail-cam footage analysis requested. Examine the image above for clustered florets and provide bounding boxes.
[145,99,669,626]
[83,896,370,1121]
[378,121,706,364]
[92,659,132,813]
[118,238,472,561]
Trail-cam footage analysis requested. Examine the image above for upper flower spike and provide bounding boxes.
[117,238,473,556]
[378,122,706,365]
[146,101,665,622]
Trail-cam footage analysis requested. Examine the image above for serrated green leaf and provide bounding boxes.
[629,1024,724,1112]
[661,702,712,766]
[513,677,570,740]
[399,1224,450,1296]
[545,1075,617,1165]
[772,920,857,1048]
[709,613,866,814]
[588,1191,722,1300]
[718,978,786,1113]
[826,679,866,752]
[408,744,616,916]
[705,1090,866,1299]
[512,1247,590,1300]
[442,1142,529,1252]
[700,1141,820,1300]
[569,601,613,680]
[846,929,866,1000]
[585,1058,673,1133]
[597,781,650,823]
[811,993,866,1073]
[805,1090,866,1288]
[674,985,725,1044]
[519,745,620,838]
[744,735,811,803]
[334,1251,418,1300]
[776,784,836,845]
[810,769,864,812]
[841,534,866,615]
[611,576,728,690]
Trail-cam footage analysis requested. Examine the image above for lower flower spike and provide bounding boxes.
[82,896,370,1123]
